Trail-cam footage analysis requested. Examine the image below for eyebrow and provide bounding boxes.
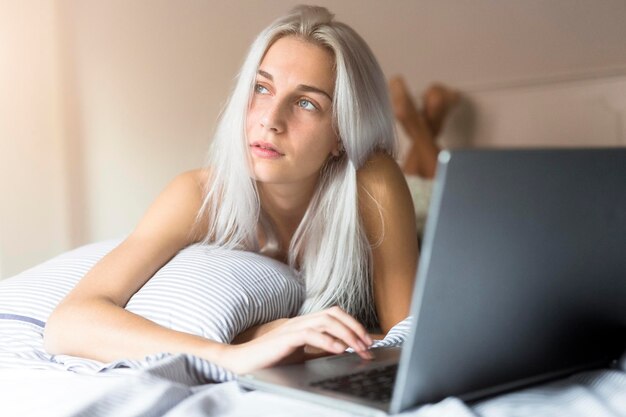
[257,69,333,102]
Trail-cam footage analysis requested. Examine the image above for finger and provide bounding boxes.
[323,306,373,346]
[297,314,374,360]
[293,329,372,361]
[312,314,371,356]
[283,309,374,358]
[293,329,348,356]
[303,344,339,360]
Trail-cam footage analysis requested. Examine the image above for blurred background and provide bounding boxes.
[2,0,626,279]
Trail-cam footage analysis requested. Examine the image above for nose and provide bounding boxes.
[260,100,286,133]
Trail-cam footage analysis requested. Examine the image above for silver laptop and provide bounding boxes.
[239,148,626,416]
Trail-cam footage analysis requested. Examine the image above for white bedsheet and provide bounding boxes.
[2,273,624,416]
[165,369,626,417]
[2,357,625,417]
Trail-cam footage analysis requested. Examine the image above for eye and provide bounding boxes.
[297,98,318,111]
[254,83,270,95]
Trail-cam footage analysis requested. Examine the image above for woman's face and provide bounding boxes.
[246,36,339,189]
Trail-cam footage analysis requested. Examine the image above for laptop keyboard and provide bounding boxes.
[310,364,398,403]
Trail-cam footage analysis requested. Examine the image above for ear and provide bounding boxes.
[331,139,344,157]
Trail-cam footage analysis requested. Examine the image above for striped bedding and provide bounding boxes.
[0,239,412,384]
[0,239,302,381]
[1,241,624,416]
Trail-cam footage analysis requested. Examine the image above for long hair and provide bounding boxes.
[198,5,396,327]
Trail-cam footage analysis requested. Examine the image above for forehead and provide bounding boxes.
[260,36,336,94]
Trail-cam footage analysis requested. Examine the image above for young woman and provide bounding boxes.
[44,5,418,374]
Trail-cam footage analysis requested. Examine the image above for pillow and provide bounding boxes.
[124,245,304,343]
[0,240,304,374]
[0,239,412,384]
[0,239,120,326]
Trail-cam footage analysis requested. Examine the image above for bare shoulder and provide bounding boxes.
[160,168,210,211]
[357,151,410,205]
[357,151,415,242]
[174,168,210,190]
[132,168,210,245]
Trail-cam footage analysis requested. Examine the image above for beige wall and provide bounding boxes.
[2,0,626,278]
[0,1,70,278]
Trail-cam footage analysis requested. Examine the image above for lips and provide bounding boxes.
[250,141,283,153]
[250,141,284,158]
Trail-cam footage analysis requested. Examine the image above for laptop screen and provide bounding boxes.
[393,148,626,411]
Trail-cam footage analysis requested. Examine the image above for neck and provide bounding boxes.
[258,176,318,241]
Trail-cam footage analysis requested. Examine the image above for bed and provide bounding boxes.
[1,240,625,416]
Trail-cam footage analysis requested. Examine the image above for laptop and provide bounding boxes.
[239,148,626,416]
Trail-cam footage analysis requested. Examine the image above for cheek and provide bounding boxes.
[300,132,337,166]
[318,125,339,154]
[296,122,333,148]
[245,107,256,133]
[246,100,264,132]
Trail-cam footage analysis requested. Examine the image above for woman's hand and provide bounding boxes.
[231,318,290,344]
[220,307,374,374]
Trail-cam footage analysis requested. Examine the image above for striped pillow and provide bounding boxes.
[0,240,304,345]
[125,245,305,343]
[1,240,417,383]
[0,240,121,327]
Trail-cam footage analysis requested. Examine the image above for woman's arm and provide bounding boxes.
[44,169,217,362]
[44,170,373,371]
[358,153,419,334]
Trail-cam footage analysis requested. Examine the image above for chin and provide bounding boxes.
[250,169,285,184]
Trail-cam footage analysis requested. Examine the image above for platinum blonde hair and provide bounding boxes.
[199,5,396,327]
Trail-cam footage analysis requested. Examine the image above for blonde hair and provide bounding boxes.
[198,5,396,327]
